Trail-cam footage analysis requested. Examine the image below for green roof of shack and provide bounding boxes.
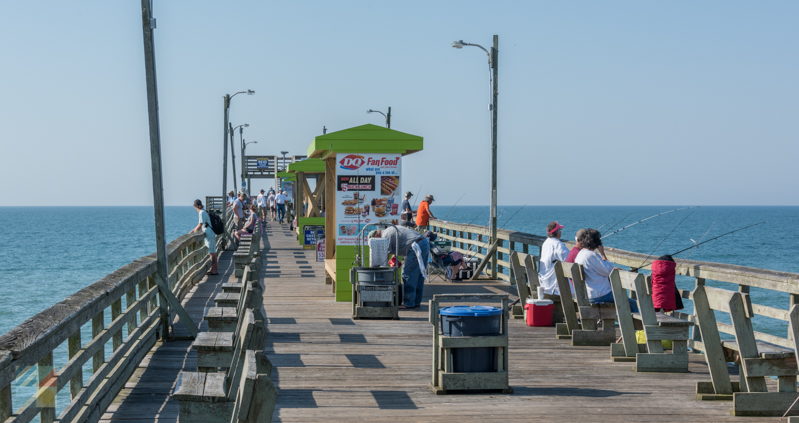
[287,158,326,174]
[306,124,423,159]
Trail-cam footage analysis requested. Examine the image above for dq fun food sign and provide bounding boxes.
[335,153,401,245]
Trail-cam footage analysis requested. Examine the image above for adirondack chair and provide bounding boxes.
[609,269,692,371]
[175,310,274,423]
[693,285,799,416]
[553,261,616,346]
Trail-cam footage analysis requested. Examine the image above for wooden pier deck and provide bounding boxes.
[101,221,783,422]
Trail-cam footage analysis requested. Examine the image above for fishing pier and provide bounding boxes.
[1,204,798,421]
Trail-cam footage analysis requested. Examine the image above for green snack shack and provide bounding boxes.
[307,124,423,302]
[287,158,326,248]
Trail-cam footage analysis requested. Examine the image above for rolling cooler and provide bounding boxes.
[350,266,400,319]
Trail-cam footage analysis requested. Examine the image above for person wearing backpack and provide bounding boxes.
[191,199,218,275]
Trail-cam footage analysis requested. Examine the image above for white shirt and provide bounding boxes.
[256,193,267,207]
[267,194,276,206]
[574,249,614,299]
[538,237,570,294]
[275,193,287,205]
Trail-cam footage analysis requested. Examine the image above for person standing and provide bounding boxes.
[415,194,436,230]
[400,192,415,227]
[232,192,245,229]
[538,221,570,294]
[267,189,276,221]
[275,190,288,223]
[226,191,236,208]
[256,189,267,220]
[191,199,218,275]
[370,226,430,309]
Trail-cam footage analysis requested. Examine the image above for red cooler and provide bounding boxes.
[524,299,554,327]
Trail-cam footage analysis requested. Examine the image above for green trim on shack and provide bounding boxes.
[288,158,326,173]
[307,124,423,159]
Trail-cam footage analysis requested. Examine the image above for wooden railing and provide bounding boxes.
[0,208,236,423]
[429,218,799,350]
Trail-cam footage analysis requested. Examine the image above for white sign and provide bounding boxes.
[335,153,401,245]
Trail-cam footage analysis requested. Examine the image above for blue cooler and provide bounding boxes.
[439,306,502,372]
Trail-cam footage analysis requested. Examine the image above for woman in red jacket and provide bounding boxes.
[651,255,681,312]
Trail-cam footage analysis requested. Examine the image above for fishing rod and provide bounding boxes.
[601,207,692,239]
[669,221,765,256]
[634,208,696,269]
[598,210,636,232]
[637,221,766,268]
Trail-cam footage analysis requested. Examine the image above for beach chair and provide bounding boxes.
[609,269,692,371]
[554,261,616,346]
[693,285,799,416]
[509,252,532,318]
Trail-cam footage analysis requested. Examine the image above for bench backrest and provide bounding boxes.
[609,269,643,356]
[509,252,531,302]
[230,350,276,423]
[557,262,590,307]
[226,309,255,399]
[553,261,579,332]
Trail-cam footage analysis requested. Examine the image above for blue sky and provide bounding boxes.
[0,1,796,206]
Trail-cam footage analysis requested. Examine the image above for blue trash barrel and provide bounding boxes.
[439,306,502,372]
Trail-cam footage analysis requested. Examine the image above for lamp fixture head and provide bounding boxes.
[246,89,255,95]
[243,123,250,128]
[451,40,465,49]
[280,150,289,156]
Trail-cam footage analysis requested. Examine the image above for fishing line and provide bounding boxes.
[602,207,692,239]
[634,208,696,269]
[636,221,766,269]
[599,211,636,232]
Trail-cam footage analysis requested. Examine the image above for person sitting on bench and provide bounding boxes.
[235,204,258,241]
[575,228,638,312]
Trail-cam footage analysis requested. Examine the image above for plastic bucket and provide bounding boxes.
[355,267,395,286]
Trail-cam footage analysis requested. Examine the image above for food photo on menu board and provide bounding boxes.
[335,154,402,245]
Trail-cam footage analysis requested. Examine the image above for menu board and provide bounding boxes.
[335,153,401,245]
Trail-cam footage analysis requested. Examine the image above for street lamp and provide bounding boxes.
[231,123,249,194]
[452,35,499,279]
[222,89,254,233]
[278,151,289,190]
[367,107,392,128]
[241,139,257,195]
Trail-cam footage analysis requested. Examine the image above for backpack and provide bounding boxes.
[207,211,225,235]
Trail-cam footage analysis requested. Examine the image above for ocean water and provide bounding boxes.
[0,206,797,337]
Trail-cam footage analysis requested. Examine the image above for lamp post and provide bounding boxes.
[222,89,254,235]
[278,150,289,190]
[241,139,258,195]
[232,123,249,195]
[367,107,392,128]
[453,35,499,279]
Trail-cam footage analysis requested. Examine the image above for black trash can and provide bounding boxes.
[439,306,502,372]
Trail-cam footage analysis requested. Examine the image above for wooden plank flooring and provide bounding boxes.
[103,221,787,422]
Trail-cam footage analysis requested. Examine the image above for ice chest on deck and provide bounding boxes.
[524,299,554,327]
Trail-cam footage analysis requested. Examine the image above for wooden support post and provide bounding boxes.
[470,239,499,280]
[127,287,138,333]
[92,311,104,372]
[0,383,11,422]
[68,333,83,398]
[112,299,123,351]
[37,352,55,423]
[325,158,336,260]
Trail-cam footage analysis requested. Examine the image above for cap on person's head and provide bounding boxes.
[425,194,435,202]
[547,221,565,235]
[405,191,413,198]
[260,189,265,193]
[193,199,203,208]
[424,230,437,241]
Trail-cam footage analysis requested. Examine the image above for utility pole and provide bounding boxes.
[229,122,237,194]
[222,94,230,232]
[387,106,392,129]
[240,126,246,196]
[489,34,498,279]
[140,0,196,338]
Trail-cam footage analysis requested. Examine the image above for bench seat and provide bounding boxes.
[632,312,693,327]
[205,307,239,331]
[214,292,240,307]
[721,340,795,360]
[221,282,242,293]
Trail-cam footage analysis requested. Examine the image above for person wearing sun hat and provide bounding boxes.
[415,194,436,230]
[538,221,569,295]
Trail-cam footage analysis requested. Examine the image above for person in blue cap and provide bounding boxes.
[369,226,430,309]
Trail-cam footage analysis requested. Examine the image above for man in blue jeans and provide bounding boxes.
[275,190,287,223]
[369,226,430,309]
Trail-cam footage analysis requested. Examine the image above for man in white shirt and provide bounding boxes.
[256,189,267,219]
[275,190,288,223]
[538,221,570,294]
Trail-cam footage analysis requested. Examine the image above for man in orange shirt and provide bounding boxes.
[415,195,436,230]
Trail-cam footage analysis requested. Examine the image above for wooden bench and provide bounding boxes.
[554,261,616,346]
[193,296,266,371]
[212,265,262,314]
[693,284,799,416]
[234,229,260,278]
[205,279,264,332]
[175,310,275,422]
[509,252,533,319]
[609,268,693,372]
